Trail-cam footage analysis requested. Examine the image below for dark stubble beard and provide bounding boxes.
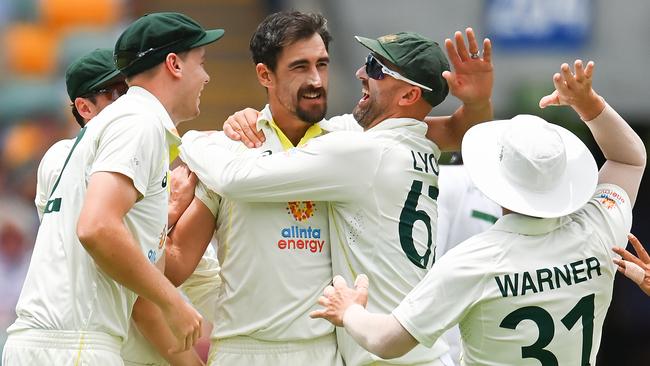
[352,99,380,130]
[296,86,327,124]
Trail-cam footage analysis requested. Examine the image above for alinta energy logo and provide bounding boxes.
[286,201,316,222]
[278,201,325,253]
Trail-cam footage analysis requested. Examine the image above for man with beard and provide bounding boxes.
[311,60,646,366]
[165,12,342,366]
[178,28,493,365]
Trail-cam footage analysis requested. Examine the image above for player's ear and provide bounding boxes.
[74,97,95,120]
[398,86,422,107]
[164,53,184,79]
[256,63,273,89]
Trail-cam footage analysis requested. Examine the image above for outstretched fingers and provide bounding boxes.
[629,233,650,263]
[465,27,479,56]
[454,30,470,62]
[481,38,492,64]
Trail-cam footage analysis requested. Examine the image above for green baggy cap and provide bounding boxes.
[355,32,450,107]
[65,48,123,101]
[115,12,225,77]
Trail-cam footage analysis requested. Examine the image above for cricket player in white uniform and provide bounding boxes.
[435,158,501,366]
[35,48,127,220]
[180,30,493,365]
[2,12,221,365]
[165,12,340,366]
[311,60,646,366]
[35,49,217,366]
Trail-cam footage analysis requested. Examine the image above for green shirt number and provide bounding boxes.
[399,180,438,269]
[500,293,595,366]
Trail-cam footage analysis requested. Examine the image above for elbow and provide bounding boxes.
[76,218,107,251]
[131,300,159,325]
[374,347,408,360]
[76,213,120,253]
[638,143,647,169]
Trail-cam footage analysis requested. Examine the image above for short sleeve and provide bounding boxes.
[392,241,489,348]
[91,117,162,196]
[195,181,221,218]
[572,183,632,250]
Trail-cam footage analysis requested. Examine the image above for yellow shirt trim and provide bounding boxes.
[266,119,323,151]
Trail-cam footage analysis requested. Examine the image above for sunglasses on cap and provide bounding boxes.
[82,82,129,101]
[365,54,432,92]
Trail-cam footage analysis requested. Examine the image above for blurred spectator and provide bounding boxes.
[0,196,36,350]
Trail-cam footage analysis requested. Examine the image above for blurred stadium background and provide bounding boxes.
[0,0,648,364]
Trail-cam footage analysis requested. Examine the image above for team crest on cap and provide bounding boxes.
[379,34,399,43]
[287,201,316,222]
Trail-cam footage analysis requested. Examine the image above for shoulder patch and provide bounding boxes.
[596,188,626,209]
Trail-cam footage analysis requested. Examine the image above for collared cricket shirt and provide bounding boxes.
[393,184,632,366]
[190,105,333,341]
[181,115,450,365]
[9,86,179,341]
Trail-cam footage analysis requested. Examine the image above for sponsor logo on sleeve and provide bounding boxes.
[597,188,625,209]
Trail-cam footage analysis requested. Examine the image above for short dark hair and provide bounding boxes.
[70,95,97,128]
[250,11,332,71]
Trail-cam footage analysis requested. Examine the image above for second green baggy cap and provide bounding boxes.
[114,12,225,77]
[355,32,450,107]
[66,48,123,101]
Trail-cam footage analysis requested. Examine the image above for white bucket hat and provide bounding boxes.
[462,115,598,218]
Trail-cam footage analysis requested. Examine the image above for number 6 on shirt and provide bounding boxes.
[399,179,439,269]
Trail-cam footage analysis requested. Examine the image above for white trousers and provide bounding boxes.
[3,329,123,366]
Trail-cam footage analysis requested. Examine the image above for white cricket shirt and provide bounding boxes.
[8,86,179,341]
[435,164,502,365]
[35,139,74,221]
[393,184,632,366]
[436,164,502,257]
[189,105,333,341]
[181,115,449,365]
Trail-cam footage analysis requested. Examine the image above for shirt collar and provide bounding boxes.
[367,117,428,134]
[491,213,571,236]
[127,86,181,160]
[256,104,324,151]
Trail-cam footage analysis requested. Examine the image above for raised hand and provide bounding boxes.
[443,27,493,106]
[539,60,605,121]
[222,108,265,148]
[310,274,369,327]
[613,233,650,296]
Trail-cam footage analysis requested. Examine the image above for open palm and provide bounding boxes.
[443,28,493,105]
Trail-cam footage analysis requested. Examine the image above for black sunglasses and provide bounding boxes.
[364,54,432,91]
